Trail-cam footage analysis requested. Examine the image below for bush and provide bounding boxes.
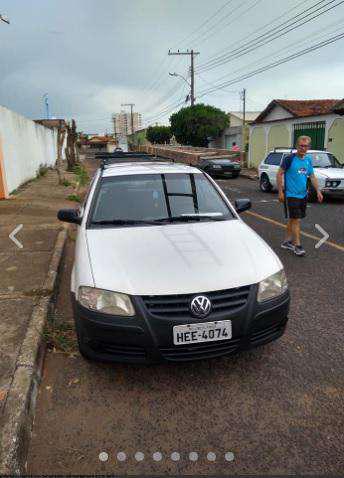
[146,125,172,144]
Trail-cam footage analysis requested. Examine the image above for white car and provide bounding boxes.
[58,155,289,363]
[258,148,344,201]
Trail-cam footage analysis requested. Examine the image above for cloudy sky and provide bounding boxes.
[1,0,344,133]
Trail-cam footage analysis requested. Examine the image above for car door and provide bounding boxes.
[264,152,283,188]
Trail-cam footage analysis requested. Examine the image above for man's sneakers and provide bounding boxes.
[293,244,306,256]
[281,240,306,256]
[281,240,294,251]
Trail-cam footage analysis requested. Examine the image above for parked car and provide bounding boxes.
[259,148,344,201]
[58,156,289,364]
[198,156,241,178]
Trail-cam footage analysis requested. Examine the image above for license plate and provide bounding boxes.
[173,320,232,345]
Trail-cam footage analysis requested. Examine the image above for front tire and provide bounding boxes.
[260,174,272,192]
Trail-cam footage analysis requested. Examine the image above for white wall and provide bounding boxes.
[248,113,339,167]
[0,106,57,194]
[264,105,293,121]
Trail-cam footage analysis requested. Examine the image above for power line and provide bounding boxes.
[196,0,312,67]
[197,0,342,72]
[190,0,263,48]
[175,0,237,47]
[210,14,344,86]
[197,29,344,99]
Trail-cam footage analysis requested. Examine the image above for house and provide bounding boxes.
[249,99,344,167]
[209,111,261,151]
[83,135,117,153]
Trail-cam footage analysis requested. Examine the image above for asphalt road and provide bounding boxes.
[27,175,344,476]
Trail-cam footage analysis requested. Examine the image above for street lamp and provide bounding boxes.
[169,72,191,88]
[0,14,10,24]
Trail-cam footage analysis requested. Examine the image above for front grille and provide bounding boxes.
[142,285,251,319]
[159,338,241,361]
[92,341,146,359]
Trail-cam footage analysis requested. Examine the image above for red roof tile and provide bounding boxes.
[255,99,341,123]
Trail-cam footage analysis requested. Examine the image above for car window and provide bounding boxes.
[89,173,234,226]
[265,153,283,165]
[311,152,341,168]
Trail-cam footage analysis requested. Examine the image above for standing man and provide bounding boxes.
[277,135,323,256]
[231,142,240,152]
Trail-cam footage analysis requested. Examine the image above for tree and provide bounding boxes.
[146,125,172,144]
[65,119,78,171]
[170,104,229,147]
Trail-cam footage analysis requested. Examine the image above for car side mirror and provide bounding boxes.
[57,208,82,225]
[235,198,251,214]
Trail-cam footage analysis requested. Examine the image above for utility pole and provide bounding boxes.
[121,103,135,135]
[240,88,246,150]
[168,49,200,106]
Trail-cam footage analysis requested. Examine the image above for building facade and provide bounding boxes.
[113,111,142,137]
[209,111,261,151]
[249,99,344,168]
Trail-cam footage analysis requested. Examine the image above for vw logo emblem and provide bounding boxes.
[190,295,212,318]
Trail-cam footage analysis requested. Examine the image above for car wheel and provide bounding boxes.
[307,180,318,202]
[231,172,240,178]
[260,174,272,192]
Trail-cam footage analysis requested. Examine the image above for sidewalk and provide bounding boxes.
[0,166,82,473]
[240,167,258,180]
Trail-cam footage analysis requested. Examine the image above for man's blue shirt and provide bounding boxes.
[281,154,314,199]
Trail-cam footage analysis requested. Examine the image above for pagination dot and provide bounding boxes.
[225,451,235,462]
[117,451,127,462]
[189,451,198,461]
[98,451,108,462]
[153,451,163,461]
[207,451,216,462]
[135,451,144,462]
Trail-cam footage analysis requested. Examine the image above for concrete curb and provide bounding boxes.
[0,227,68,475]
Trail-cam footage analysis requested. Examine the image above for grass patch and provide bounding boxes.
[37,164,49,178]
[73,165,89,187]
[67,193,81,202]
[43,312,78,353]
[62,179,72,187]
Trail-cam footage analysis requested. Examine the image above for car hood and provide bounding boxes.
[315,167,344,179]
[86,220,282,296]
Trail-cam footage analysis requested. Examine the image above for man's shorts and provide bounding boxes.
[284,196,307,219]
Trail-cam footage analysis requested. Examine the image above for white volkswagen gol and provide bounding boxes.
[58,156,289,363]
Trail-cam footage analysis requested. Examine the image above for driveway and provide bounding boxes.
[27,176,344,476]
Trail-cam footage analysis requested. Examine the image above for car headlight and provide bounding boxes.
[257,269,288,302]
[78,286,135,316]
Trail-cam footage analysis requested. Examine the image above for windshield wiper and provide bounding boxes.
[91,219,158,226]
[153,214,226,223]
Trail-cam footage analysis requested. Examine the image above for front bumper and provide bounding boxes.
[72,286,290,364]
[322,187,344,196]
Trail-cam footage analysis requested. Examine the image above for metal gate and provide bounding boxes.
[293,121,325,150]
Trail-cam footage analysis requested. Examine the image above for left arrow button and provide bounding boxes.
[9,224,23,249]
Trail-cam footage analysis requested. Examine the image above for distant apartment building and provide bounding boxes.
[113,111,142,137]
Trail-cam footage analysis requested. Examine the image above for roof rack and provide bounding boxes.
[99,152,175,170]
[273,146,294,152]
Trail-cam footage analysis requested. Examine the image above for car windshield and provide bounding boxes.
[89,173,234,227]
[311,152,341,168]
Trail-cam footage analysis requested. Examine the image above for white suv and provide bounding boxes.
[259,148,344,201]
[58,155,289,363]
